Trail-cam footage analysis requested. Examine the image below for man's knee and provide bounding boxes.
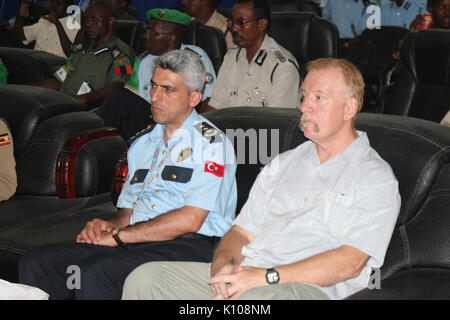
[238,283,329,300]
[122,262,166,300]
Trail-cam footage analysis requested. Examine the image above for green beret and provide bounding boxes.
[146,9,191,26]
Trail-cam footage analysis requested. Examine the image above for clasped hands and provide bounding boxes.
[208,264,266,300]
[76,218,118,247]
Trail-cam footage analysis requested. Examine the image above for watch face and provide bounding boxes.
[266,269,280,284]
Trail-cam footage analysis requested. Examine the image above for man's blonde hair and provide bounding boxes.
[306,58,365,112]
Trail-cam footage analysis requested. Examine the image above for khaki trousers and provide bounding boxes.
[122,261,329,300]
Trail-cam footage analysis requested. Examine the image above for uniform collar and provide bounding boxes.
[148,109,201,146]
[236,34,272,65]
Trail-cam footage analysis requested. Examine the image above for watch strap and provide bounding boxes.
[112,229,124,246]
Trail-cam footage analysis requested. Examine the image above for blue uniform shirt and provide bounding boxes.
[380,0,429,28]
[323,0,368,38]
[138,44,217,103]
[117,109,237,237]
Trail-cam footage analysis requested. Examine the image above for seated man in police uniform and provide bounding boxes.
[0,118,17,202]
[19,49,237,300]
[30,0,135,108]
[198,0,301,113]
[97,9,217,141]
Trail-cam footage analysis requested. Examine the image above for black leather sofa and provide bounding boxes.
[0,84,127,281]
[0,106,449,299]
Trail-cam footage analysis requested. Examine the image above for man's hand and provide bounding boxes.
[410,14,425,31]
[76,95,88,107]
[19,1,31,18]
[42,2,58,24]
[76,218,114,245]
[208,266,266,300]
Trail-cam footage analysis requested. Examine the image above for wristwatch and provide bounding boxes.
[112,228,124,246]
[265,268,280,284]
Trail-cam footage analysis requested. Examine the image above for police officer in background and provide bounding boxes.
[0,118,17,202]
[380,0,429,29]
[98,9,217,141]
[30,0,135,109]
[198,0,301,112]
[19,49,237,300]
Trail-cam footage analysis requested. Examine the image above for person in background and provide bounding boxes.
[12,0,80,59]
[182,0,234,48]
[410,0,449,30]
[97,9,216,141]
[29,0,135,109]
[199,0,301,112]
[0,118,17,202]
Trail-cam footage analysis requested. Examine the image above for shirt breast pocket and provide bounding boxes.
[161,166,193,183]
[325,191,354,237]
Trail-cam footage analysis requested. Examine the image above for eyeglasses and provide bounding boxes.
[144,26,175,37]
[227,17,260,28]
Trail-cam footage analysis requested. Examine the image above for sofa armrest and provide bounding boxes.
[56,128,127,199]
[346,268,450,300]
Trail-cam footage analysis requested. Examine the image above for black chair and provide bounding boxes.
[182,20,228,75]
[342,26,409,112]
[269,11,339,78]
[114,20,145,54]
[381,29,450,123]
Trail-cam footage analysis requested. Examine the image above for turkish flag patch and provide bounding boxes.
[204,161,225,178]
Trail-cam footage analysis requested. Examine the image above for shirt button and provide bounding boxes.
[151,204,156,209]
[171,174,177,179]
[247,71,252,76]
[247,98,251,102]
[155,189,160,193]
[162,151,167,156]
[156,173,159,178]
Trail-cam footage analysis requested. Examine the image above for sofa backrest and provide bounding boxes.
[0,84,82,158]
[205,107,450,277]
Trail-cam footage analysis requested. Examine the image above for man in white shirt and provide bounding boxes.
[122,58,401,300]
[13,0,80,59]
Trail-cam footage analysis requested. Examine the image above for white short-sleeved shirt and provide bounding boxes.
[23,16,80,58]
[234,131,401,299]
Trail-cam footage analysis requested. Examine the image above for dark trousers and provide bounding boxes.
[97,86,154,142]
[19,235,219,300]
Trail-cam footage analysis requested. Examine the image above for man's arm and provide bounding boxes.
[76,81,124,108]
[209,244,369,300]
[12,1,31,43]
[208,225,254,299]
[97,206,210,246]
[0,120,17,201]
[76,207,132,244]
[42,3,73,58]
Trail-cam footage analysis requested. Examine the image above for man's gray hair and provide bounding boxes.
[153,49,206,94]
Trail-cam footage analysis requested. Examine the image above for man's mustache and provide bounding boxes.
[231,32,244,41]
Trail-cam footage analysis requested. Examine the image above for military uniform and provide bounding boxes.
[56,36,135,98]
[209,35,301,109]
[0,118,17,201]
[118,109,237,236]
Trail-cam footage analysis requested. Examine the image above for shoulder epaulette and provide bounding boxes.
[194,122,223,144]
[184,47,201,57]
[109,46,122,59]
[126,124,155,146]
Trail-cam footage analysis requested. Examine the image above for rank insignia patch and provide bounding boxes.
[0,133,11,146]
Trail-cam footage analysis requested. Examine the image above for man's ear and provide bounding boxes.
[189,91,203,108]
[344,97,359,121]
[257,18,268,32]
[109,16,116,31]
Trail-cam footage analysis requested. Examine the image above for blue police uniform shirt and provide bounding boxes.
[117,109,237,237]
[138,44,217,103]
[380,0,429,28]
[323,0,368,38]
